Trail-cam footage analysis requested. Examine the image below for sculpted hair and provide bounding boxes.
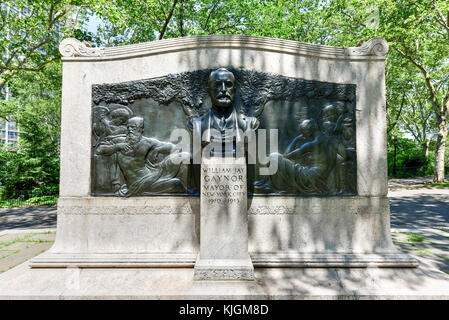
[111,108,131,119]
[299,119,318,131]
[128,116,144,129]
[208,68,235,84]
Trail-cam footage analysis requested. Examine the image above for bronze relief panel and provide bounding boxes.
[91,68,356,197]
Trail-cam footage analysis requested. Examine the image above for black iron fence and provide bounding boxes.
[0,187,59,208]
[0,195,58,208]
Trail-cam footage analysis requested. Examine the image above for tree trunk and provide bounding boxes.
[423,139,430,163]
[433,120,448,182]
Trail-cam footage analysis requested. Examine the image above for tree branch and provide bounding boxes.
[387,88,406,133]
[48,3,55,28]
[203,0,219,32]
[339,9,367,28]
[156,0,167,18]
[0,58,60,73]
[212,23,241,33]
[178,0,184,37]
[49,9,68,30]
[159,0,179,40]
[392,44,440,115]
[432,2,449,36]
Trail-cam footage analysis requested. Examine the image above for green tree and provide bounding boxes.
[90,0,328,45]
[326,0,449,181]
[0,63,62,199]
[0,1,95,94]
[2,0,447,197]
[0,1,100,198]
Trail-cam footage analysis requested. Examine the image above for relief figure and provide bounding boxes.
[95,116,190,196]
[254,102,349,194]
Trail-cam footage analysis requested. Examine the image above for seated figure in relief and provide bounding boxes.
[95,116,190,196]
[254,102,346,194]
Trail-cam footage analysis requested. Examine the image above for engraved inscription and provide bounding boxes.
[202,166,246,205]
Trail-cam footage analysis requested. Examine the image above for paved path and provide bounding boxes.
[388,185,449,275]
[389,188,449,229]
[388,175,449,189]
[0,230,55,273]
[0,206,56,232]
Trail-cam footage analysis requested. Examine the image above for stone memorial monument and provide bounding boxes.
[8,35,449,300]
[28,35,416,271]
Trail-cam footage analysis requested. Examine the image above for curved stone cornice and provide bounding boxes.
[346,38,389,57]
[59,35,389,61]
[59,38,104,57]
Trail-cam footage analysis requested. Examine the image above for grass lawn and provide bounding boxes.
[424,182,449,189]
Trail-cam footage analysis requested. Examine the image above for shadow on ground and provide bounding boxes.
[0,206,57,231]
[390,195,449,229]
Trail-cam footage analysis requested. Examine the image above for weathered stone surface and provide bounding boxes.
[194,156,254,280]
[45,35,404,273]
[2,259,449,299]
[30,197,199,268]
[194,259,254,281]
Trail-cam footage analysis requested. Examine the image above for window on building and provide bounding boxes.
[8,131,18,139]
[8,122,17,130]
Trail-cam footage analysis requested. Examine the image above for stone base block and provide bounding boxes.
[29,251,417,269]
[194,257,254,281]
[29,252,197,268]
[1,257,449,299]
[251,252,418,268]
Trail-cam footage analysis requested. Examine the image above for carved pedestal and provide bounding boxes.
[194,156,254,280]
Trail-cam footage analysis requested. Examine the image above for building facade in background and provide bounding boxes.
[1,120,18,148]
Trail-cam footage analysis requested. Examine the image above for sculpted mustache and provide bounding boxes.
[217,93,231,99]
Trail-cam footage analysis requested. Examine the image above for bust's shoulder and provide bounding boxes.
[238,113,259,130]
[188,111,212,125]
[187,111,210,132]
[197,112,212,122]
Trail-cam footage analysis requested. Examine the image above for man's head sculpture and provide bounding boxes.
[299,119,318,140]
[320,102,344,135]
[208,68,235,113]
[127,117,144,137]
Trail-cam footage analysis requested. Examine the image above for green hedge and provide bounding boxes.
[0,195,58,208]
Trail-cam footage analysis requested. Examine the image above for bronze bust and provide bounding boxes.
[189,68,259,151]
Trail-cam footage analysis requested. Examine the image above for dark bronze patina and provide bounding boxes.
[91,68,357,196]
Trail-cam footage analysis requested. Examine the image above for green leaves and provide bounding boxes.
[0,63,61,199]
[88,0,331,44]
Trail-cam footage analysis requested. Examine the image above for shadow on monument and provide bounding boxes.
[171,37,426,295]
